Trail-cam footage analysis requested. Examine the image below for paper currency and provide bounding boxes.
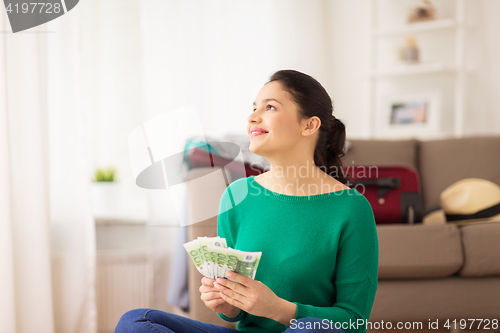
[184,237,262,281]
[183,239,205,275]
[197,237,227,279]
[227,247,261,280]
[207,245,229,279]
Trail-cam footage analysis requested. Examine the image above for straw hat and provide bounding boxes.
[423,178,500,226]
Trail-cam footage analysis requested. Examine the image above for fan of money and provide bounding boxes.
[183,236,262,281]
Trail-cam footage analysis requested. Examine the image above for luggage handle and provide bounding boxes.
[350,177,401,197]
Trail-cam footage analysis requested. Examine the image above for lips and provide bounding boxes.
[250,126,268,134]
[249,126,269,138]
[250,132,267,138]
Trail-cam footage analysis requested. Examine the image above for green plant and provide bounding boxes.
[92,167,117,182]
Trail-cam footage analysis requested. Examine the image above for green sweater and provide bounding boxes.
[216,175,379,333]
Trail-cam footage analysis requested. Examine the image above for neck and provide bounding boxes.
[259,155,334,196]
[265,159,321,181]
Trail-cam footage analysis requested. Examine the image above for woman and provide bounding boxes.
[115,70,379,333]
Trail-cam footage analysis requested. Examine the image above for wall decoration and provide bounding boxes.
[375,90,442,138]
[407,0,436,23]
[399,36,420,64]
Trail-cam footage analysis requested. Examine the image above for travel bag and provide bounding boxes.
[342,165,423,224]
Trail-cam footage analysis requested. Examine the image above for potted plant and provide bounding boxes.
[90,166,123,219]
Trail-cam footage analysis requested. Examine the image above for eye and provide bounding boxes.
[266,104,276,111]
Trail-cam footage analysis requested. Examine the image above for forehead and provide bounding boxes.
[254,81,291,103]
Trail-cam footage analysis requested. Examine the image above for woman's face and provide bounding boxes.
[247,81,310,158]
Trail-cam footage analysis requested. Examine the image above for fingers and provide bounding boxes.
[201,277,216,286]
[204,297,226,308]
[219,289,245,307]
[213,282,231,292]
[215,280,248,307]
[224,271,253,286]
[200,291,223,302]
[200,277,218,294]
[217,284,245,302]
[199,284,219,294]
[215,276,248,296]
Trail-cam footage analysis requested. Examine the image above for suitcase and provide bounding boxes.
[342,165,423,224]
[185,145,264,178]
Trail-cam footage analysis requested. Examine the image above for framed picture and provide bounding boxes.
[375,91,441,138]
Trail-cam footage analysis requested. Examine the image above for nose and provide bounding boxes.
[247,108,261,124]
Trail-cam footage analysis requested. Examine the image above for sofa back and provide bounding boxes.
[342,136,500,211]
[342,139,418,170]
[418,136,500,210]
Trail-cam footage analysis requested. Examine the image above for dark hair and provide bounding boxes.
[268,69,350,185]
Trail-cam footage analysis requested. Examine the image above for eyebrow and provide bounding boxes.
[253,98,282,106]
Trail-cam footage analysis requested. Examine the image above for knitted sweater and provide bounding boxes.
[216,175,379,333]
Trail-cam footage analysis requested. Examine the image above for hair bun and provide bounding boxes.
[330,115,338,130]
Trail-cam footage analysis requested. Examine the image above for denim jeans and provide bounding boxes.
[114,308,347,333]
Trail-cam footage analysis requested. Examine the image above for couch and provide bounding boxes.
[184,135,500,330]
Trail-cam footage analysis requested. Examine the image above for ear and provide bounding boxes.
[302,116,321,136]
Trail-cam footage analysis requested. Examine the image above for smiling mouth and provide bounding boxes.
[250,132,267,138]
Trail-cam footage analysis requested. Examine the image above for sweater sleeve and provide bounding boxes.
[293,195,379,333]
[216,185,248,323]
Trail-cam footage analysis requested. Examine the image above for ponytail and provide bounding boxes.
[314,115,350,185]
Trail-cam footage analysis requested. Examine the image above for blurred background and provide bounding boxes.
[1,0,500,332]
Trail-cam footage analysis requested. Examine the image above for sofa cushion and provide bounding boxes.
[377,224,463,279]
[458,222,500,277]
[342,139,418,169]
[370,276,500,322]
[419,136,500,211]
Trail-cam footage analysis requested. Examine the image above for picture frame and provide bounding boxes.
[375,90,441,139]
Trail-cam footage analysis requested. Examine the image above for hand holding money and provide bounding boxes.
[183,236,262,282]
[199,276,236,314]
[214,270,297,325]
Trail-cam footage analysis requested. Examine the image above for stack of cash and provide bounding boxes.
[183,236,262,281]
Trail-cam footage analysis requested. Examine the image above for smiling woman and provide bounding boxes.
[245,70,351,196]
[114,70,378,333]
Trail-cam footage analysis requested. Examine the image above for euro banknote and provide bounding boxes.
[183,237,262,281]
[197,236,227,278]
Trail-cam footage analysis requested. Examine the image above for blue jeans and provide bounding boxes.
[115,308,347,333]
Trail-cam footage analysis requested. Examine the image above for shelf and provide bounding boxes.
[372,19,456,37]
[367,0,467,138]
[369,62,457,78]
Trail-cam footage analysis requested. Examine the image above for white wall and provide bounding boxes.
[466,0,500,135]
[140,0,331,138]
[326,0,500,139]
[79,0,149,220]
[324,0,371,138]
